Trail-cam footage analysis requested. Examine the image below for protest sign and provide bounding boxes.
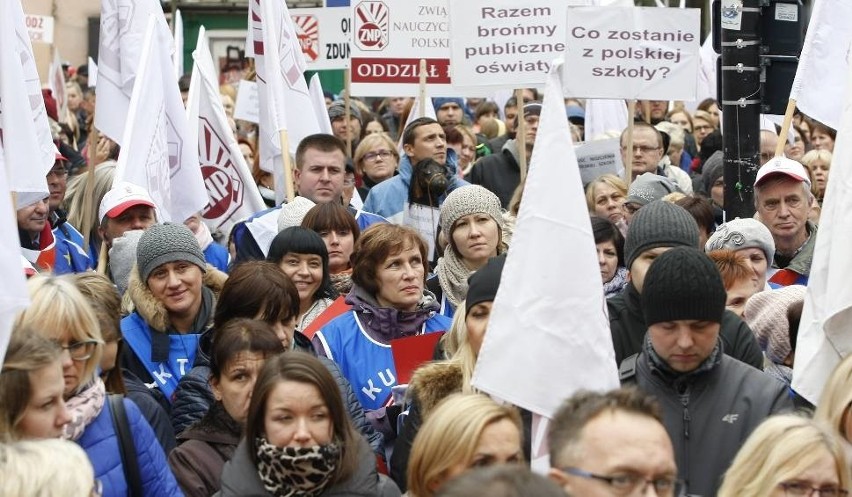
[291,7,350,70]
[233,79,259,123]
[450,1,587,88]
[563,6,700,100]
[575,138,624,185]
[24,14,53,44]
[350,0,457,96]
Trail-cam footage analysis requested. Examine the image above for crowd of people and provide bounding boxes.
[1,52,848,497]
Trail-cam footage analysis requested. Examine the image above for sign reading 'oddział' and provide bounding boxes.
[562,6,700,100]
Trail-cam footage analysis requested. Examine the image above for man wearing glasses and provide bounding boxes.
[620,122,692,195]
[547,388,680,497]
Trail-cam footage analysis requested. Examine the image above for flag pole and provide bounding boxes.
[626,100,636,186]
[96,240,108,274]
[279,130,296,203]
[516,88,528,182]
[774,99,797,157]
[642,100,651,124]
[81,127,99,249]
[418,59,427,118]
[344,69,352,159]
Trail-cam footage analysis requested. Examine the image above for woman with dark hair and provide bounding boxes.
[314,224,452,413]
[810,119,836,152]
[591,216,627,298]
[218,353,396,496]
[267,227,338,333]
[170,261,384,455]
[169,318,285,497]
[302,202,361,295]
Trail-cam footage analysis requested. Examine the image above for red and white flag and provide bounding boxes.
[96,0,176,143]
[188,26,266,236]
[789,0,852,130]
[792,54,852,405]
[114,15,207,223]
[472,61,620,468]
[0,0,53,209]
[48,48,68,124]
[248,0,322,177]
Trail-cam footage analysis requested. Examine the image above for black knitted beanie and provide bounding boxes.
[641,247,726,325]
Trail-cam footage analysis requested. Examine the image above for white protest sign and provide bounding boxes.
[450,1,588,88]
[291,7,350,70]
[233,79,259,124]
[574,138,624,185]
[350,0,458,96]
[563,7,700,100]
[24,14,54,44]
[403,202,440,262]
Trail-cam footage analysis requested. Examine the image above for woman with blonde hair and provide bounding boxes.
[801,149,833,202]
[354,132,400,199]
[63,160,116,258]
[0,438,99,497]
[585,174,628,229]
[406,393,524,497]
[815,354,852,443]
[718,415,850,497]
[17,274,181,497]
[0,327,71,440]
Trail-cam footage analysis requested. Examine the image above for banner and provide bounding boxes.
[291,7,351,70]
[49,47,68,123]
[188,26,267,236]
[575,138,624,185]
[233,80,260,124]
[0,0,52,208]
[114,15,208,223]
[24,14,54,44]
[562,6,700,100]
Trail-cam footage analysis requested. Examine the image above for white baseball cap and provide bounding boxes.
[755,156,811,187]
[98,182,156,221]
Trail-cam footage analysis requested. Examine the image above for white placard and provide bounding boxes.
[24,14,53,44]
[403,202,440,261]
[233,79,259,124]
[291,7,350,70]
[563,6,700,100]
[450,1,585,88]
[574,138,624,185]
[350,0,457,96]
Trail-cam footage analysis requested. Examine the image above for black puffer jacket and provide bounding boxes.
[171,330,385,458]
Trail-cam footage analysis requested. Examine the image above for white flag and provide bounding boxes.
[789,0,852,130]
[114,15,208,223]
[472,61,620,417]
[684,35,718,112]
[49,48,68,124]
[584,99,628,141]
[96,0,175,143]
[249,0,322,176]
[88,57,98,88]
[0,139,30,366]
[0,0,52,208]
[792,57,852,405]
[188,26,266,236]
[308,74,334,135]
[173,9,184,78]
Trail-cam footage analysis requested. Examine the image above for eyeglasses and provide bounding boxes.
[779,482,849,497]
[363,150,393,162]
[54,340,100,361]
[622,145,660,155]
[561,467,683,497]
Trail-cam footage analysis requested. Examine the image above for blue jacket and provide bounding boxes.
[78,397,183,497]
[363,149,467,223]
[203,243,230,273]
[51,214,92,273]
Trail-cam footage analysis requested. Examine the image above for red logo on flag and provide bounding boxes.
[355,1,389,51]
[198,117,245,224]
[293,15,320,62]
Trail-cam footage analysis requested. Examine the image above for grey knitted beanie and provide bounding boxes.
[626,173,679,206]
[137,223,206,283]
[702,151,724,194]
[705,218,775,264]
[641,247,727,325]
[439,185,504,242]
[744,285,806,364]
[624,200,699,270]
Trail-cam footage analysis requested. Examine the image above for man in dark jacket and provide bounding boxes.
[466,102,541,208]
[622,247,791,497]
[608,201,764,370]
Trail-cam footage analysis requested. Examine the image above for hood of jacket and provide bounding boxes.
[410,361,464,416]
[397,146,460,187]
[124,263,228,333]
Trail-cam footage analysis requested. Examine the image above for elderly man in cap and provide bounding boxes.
[754,156,817,287]
[98,182,157,250]
[466,101,541,208]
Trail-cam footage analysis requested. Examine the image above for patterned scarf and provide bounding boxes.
[63,378,106,441]
[435,249,472,308]
[603,267,629,298]
[255,437,341,497]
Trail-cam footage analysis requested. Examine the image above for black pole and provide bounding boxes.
[718,0,761,220]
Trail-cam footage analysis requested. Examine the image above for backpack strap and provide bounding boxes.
[619,354,640,384]
[108,394,143,497]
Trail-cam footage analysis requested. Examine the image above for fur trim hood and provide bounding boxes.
[409,361,464,417]
[123,263,228,332]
